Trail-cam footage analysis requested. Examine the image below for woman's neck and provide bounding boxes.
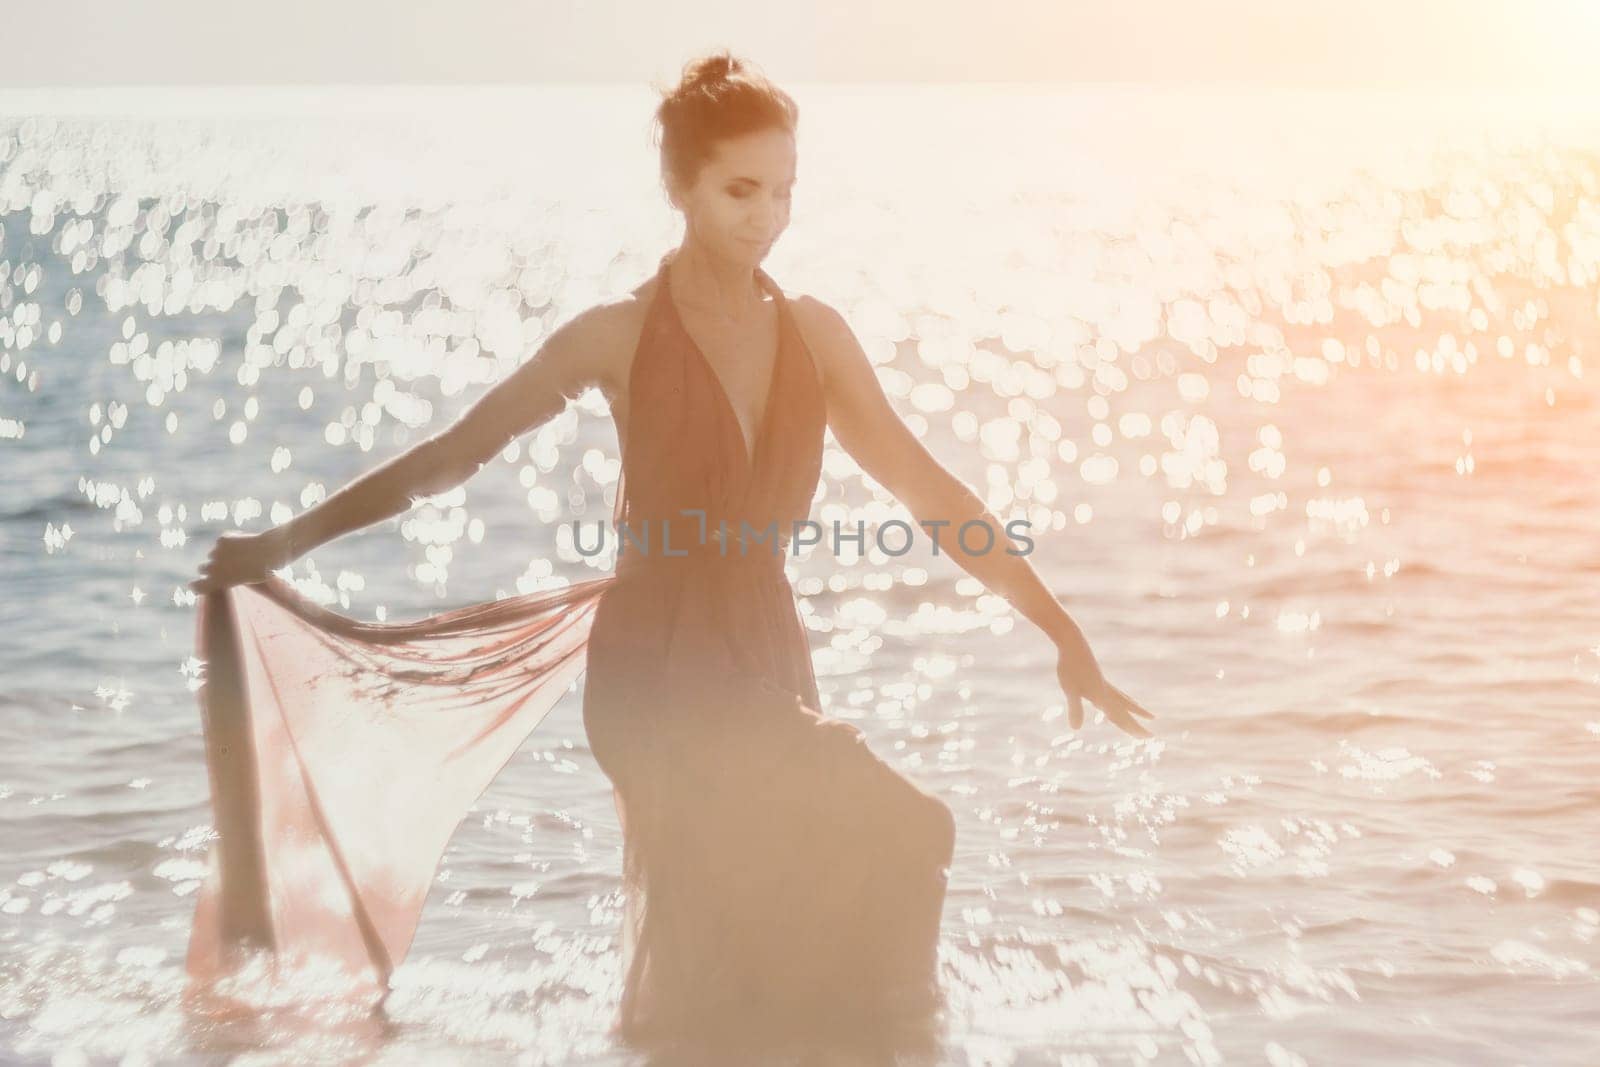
[666,244,768,325]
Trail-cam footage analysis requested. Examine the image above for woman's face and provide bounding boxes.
[669,126,797,268]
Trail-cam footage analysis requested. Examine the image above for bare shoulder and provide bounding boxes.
[787,291,860,391]
[785,289,909,449]
[544,277,657,400]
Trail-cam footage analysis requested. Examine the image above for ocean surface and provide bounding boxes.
[1,85,1597,1065]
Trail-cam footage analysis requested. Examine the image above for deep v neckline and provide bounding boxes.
[660,257,785,473]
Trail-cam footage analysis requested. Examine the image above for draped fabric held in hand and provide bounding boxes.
[187,571,615,991]
[187,252,957,1042]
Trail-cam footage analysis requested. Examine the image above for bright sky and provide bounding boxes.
[6,0,1600,89]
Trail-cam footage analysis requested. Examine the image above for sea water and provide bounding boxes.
[1,85,1597,1065]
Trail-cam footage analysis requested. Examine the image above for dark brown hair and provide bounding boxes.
[652,51,798,201]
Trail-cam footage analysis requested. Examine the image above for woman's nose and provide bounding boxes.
[755,197,784,231]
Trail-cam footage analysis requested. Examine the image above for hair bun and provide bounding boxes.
[652,52,796,195]
[682,51,740,90]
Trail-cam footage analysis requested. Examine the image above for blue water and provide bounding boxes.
[1,87,1597,1065]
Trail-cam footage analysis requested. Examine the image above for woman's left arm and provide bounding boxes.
[796,296,1155,735]
[797,296,1072,637]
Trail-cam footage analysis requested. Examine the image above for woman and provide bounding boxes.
[186,51,1154,1050]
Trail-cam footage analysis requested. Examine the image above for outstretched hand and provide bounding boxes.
[189,528,297,594]
[1052,618,1156,738]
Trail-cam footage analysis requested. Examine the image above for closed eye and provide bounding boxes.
[728,184,796,200]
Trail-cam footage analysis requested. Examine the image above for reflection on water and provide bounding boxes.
[1,87,1597,1065]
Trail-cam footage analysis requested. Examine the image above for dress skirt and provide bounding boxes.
[187,562,955,1048]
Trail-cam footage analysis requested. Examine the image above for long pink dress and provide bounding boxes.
[187,252,957,1046]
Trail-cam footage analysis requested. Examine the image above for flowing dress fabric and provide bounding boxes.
[188,254,956,1041]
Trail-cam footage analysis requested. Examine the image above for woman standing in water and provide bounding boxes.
[187,50,1153,1053]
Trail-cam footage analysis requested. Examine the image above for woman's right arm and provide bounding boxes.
[191,306,616,593]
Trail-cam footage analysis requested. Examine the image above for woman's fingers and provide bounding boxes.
[189,537,241,594]
[1113,713,1152,739]
[1090,682,1154,737]
[193,553,232,594]
[1061,675,1155,738]
[1104,704,1153,738]
[1103,682,1155,720]
[1119,690,1156,720]
[1056,666,1157,738]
